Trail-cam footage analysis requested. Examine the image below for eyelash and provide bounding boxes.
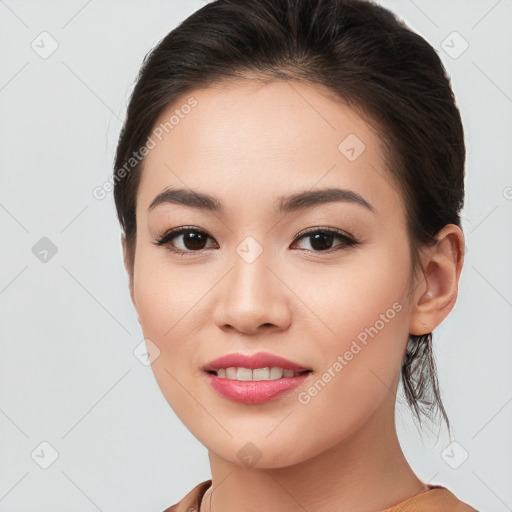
[152,225,360,257]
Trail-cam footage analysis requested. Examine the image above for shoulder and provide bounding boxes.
[384,485,480,512]
[161,480,212,512]
[161,480,479,512]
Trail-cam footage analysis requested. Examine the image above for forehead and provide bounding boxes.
[137,79,404,222]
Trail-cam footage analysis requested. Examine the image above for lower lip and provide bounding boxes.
[204,371,312,404]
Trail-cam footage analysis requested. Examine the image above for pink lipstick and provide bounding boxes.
[202,352,312,404]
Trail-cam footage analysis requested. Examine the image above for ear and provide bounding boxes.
[409,224,465,336]
[121,235,136,309]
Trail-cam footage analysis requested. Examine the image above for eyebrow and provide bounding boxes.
[147,187,376,215]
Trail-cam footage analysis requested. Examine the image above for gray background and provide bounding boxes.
[1,0,511,511]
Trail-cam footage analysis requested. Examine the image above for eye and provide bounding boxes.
[152,226,217,255]
[291,227,359,253]
[153,226,360,256]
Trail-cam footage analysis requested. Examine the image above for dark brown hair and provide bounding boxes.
[114,0,465,433]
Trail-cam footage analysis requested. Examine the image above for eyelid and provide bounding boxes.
[293,226,356,241]
[152,226,218,247]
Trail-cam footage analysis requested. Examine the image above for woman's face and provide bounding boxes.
[128,79,421,467]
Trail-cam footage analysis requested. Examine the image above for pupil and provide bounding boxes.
[184,232,207,250]
[310,233,333,251]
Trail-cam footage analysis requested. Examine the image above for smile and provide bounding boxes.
[210,367,310,380]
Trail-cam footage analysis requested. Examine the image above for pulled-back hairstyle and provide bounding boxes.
[113,0,465,433]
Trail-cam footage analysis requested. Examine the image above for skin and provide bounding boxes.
[122,79,464,512]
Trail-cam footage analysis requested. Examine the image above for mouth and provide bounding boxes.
[201,352,313,404]
[205,368,312,380]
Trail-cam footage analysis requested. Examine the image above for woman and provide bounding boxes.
[113,0,478,510]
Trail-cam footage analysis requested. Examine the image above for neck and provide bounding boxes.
[202,393,426,512]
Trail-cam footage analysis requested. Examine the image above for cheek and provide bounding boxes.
[132,254,208,420]
[291,243,412,407]
[287,282,410,463]
[293,242,411,343]
[133,248,206,340]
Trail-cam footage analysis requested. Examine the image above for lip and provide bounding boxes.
[204,371,312,404]
[202,352,311,373]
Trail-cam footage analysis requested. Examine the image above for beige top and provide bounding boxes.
[162,480,479,511]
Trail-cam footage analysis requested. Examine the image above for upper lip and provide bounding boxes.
[202,352,311,372]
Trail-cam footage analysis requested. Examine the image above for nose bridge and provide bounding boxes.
[213,234,291,332]
[229,235,275,305]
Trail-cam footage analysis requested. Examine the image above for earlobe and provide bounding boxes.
[409,224,465,336]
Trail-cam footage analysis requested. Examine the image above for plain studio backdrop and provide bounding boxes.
[0,1,511,511]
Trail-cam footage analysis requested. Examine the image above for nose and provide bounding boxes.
[212,250,292,335]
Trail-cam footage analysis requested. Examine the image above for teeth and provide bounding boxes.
[237,368,253,381]
[270,367,284,379]
[213,367,307,381]
[226,367,237,379]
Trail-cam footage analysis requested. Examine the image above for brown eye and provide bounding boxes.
[292,228,359,253]
[179,230,208,250]
[153,227,217,254]
[307,232,336,251]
